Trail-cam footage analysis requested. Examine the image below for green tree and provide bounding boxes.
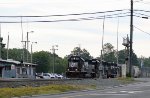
[2,48,29,62]
[103,43,114,54]
[54,56,68,74]
[101,43,139,66]
[70,47,93,60]
[33,51,52,73]
[102,43,116,62]
[142,57,150,67]
[118,49,139,66]
[33,51,67,73]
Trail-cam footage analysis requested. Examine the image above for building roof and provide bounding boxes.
[0,59,37,66]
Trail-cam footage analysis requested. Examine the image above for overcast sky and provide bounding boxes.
[0,0,150,58]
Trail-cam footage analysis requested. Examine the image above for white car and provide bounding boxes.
[41,73,51,79]
[54,74,63,79]
[48,73,55,79]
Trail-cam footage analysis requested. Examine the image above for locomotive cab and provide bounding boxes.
[66,55,86,78]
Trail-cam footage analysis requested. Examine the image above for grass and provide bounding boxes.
[0,84,94,98]
[117,77,135,84]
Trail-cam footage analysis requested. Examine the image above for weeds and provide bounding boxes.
[0,84,92,98]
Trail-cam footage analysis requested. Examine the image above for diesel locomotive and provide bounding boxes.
[66,55,119,78]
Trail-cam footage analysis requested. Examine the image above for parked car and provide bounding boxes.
[36,73,55,79]
[36,73,44,79]
[42,73,51,79]
[54,74,63,79]
[48,73,55,79]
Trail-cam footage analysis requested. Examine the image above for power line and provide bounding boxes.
[134,12,150,17]
[134,0,143,3]
[0,14,130,23]
[0,9,129,18]
[134,25,150,36]
[135,0,150,5]
[134,9,150,13]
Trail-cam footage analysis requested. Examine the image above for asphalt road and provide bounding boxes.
[31,78,150,98]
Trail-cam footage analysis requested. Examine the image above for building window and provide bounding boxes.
[22,68,27,75]
[5,66,11,70]
[33,68,35,75]
[17,68,20,74]
[29,67,31,75]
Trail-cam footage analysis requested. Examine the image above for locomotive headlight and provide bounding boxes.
[67,69,69,71]
[75,69,78,71]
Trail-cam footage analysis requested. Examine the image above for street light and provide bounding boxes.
[50,45,58,73]
[31,42,37,64]
[27,31,34,62]
[142,17,149,19]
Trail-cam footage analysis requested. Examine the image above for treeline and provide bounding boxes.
[1,43,150,73]
[1,48,67,74]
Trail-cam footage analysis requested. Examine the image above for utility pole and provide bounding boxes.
[7,32,9,60]
[116,17,119,65]
[0,23,1,59]
[101,15,105,61]
[31,42,37,63]
[21,40,27,62]
[26,31,34,62]
[50,45,58,73]
[101,15,105,76]
[21,16,24,63]
[129,0,133,77]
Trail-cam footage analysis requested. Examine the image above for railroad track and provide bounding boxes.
[0,78,82,82]
[0,78,83,88]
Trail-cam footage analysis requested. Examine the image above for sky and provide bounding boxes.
[0,0,150,58]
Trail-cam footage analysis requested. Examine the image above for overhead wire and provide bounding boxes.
[134,9,150,13]
[134,25,150,36]
[0,9,129,18]
[0,11,130,23]
[134,12,150,17]
[135,0,150,5]
[0,14,130,23]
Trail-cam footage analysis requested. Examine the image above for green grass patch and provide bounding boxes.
[117,77,135,84]
[0,84,93,98]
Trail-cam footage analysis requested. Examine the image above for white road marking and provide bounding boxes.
[120,91,128,93]
[60,90,143,98]
[89,93,128,96]
[60,93,128,98]
[120,90,143,94]
[106,91,117,94]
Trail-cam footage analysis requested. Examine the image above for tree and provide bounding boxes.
[2,48,29,61]
[69,47,93,60]
[102,43,139,66]
[102,43,116,62]
[33,51,51,73]
[54,56,68,74]
[118,49,139,66]
[32,51,67,73]
[142,57,150,67]
[103,43,114,54]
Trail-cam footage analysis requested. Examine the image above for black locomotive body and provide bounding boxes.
[66,55,119,78]
[66,55,101,78]
[102,61,118,78]
[66,55,86,78]
[85,59,101,78]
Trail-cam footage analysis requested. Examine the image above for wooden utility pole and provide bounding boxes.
[129,0,133,77]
